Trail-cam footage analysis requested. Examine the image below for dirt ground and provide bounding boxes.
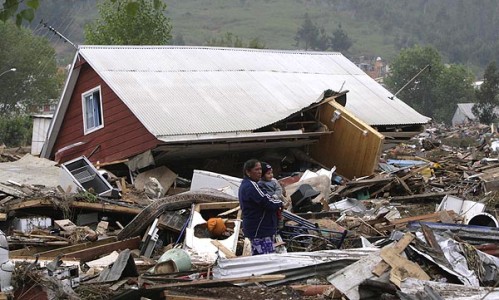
[165,285,327,299]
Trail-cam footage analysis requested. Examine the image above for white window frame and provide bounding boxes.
[81,86,104,135]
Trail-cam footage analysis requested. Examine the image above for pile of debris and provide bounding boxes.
[1,122,499,299]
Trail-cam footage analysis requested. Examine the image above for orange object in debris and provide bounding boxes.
[207,217,226,237]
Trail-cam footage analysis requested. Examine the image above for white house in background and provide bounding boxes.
[474,81,483,89]
[31,114,53,155]
[452,103,499,126]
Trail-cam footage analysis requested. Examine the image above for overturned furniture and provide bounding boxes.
[184,202,241,259]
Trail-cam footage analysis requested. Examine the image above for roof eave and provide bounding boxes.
[40,51,81,159]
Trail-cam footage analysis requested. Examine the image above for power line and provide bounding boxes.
[40,19,78,50]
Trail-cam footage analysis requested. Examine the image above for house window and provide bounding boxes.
[82,86,104,134]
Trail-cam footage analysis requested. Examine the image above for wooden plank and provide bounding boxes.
[195,202,240,212]
[372,233,414,277]
[217,206,240,217]
[6,199,142,215]
[62,237,141,263]
[0,183,25,198]
[109,278,128,291]
[380,247,430,287]
[0,213,6,221]
[10,246,54,257]
[211,240,236,258]
[146,275,285,290]
[390,211,456,226]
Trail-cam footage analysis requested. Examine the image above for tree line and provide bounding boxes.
[0,0,498,147]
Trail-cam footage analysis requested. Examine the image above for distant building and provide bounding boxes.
[30,100,56,156]
[355,56,389,81]
[451,103,499,126]
[473,81,483,89]
[31,114,53,156]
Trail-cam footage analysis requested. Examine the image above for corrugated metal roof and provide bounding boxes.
[78,46,429,140]
[457,103,477,119]
[212,248,379,279]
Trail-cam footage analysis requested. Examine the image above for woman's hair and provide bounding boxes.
[243,159,260,177]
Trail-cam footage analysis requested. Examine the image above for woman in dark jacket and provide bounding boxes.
[238,159,283,255]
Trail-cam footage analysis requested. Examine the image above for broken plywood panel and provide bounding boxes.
[327,252,383,300]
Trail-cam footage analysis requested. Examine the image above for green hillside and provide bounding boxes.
[167,0,396,55]
[29,0,499,75]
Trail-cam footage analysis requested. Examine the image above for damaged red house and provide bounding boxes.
[41,46,429,178]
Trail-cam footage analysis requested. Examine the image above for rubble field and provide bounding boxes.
[1,122,499,299]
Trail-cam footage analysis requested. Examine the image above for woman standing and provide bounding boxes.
[238,159,283,255]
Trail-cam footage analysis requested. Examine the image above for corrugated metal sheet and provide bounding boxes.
[78,46,429,140]
[212,248,379,279]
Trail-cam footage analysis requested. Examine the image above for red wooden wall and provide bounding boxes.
[51,62,158,164]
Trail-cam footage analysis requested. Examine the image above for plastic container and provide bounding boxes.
[153,248,192,274]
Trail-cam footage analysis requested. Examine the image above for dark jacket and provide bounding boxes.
[258,178,283,198]
[239,177,282,238]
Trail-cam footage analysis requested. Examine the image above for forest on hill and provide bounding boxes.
[20,0,499,75]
